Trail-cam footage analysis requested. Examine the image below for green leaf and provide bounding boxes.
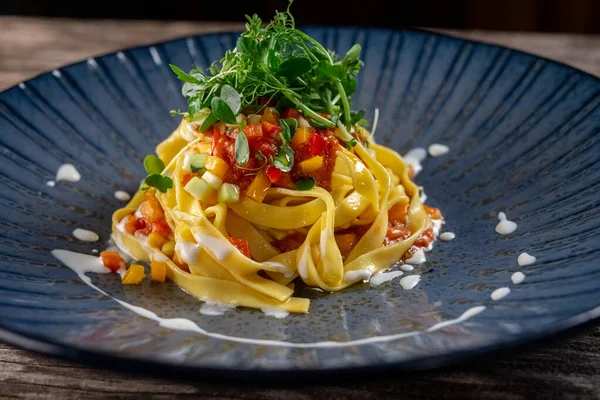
[344,138,358,150]
[342,44,361,67]
[190,153,207,173]
[211,97,237,124]
[296,176,316,191]
[344,109,366,126]
[316,63,345,81]
[279,118,291,143]
[237,36,258,56]
[200,112,218,132]
[169,64,203,84]
[220,84,241,114]
[278,57,312,78]
[275,96,295,112]
[343,77,357,96]
[209,63,220,76]
[273,144,294,172]
[144,174,173,193]
[235,131,250,165]
[284,118,298,136]
[143,155,165,175]
[309,118,329,130]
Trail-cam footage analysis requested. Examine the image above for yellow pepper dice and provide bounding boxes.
[204,155,229,179]
[122,264,145,285]
[151,260,167,282]
[299,156,323,174]
[246,173,272,203]
[291,126,312,147]
[161,240,175,257]
[147,231,167,249]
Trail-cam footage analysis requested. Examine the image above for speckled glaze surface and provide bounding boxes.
[0,28,599,376]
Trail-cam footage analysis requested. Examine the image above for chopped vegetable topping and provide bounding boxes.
[122,264,146,284]
[228,237,252,258]
[100,251,126,273]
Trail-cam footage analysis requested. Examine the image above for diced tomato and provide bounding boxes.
[243,123,263,140]
[308,134,327,156]
[181,173,198,186]
[141,190,164,222]
[152,219,172,238]
[423,205,443,220]
[123,215,136,235]
[388,202,409,225]
[266,165,282,183]
[384,221,412,246]
[273,172,295,189]
[228,237,252,259]
[100,251,126,272]
[414,228,435,248]
[272,232,306,253]
[133,218,146,231]
[258,141,277,156]
[261,121,282,136]
[281,108,300,119]
[318,113,331,119]
[335,232,358,258]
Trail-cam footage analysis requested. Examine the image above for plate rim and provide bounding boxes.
[1,26,600,380]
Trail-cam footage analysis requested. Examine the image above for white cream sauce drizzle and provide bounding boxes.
[174,241,200,265]
[134,203,145,219]
[399,275,421,290]
[50,247,490,348]
[402,148,427,177]
[440,232,455,241]
[261,308,290,319]
[344,270,372,282]
[400,264,414,272]
[263,261,294,278]
[370,270,403,286]
[46,180,56,187]
[495,212,517,235]
[72,228,100,242]
[114,191,131,201]
[297,247,309,280]
[491,287,511,300]
[55,163,81,183]
[517,252,536,266]
[511,272,525,284]
[191,232,232,261]
[200,302,236,316]
[405,248,426,265]
[428,143,449,157]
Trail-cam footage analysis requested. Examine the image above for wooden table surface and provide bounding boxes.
[1,17,600,399]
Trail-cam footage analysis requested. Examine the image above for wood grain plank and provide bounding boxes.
[0,17,599,399]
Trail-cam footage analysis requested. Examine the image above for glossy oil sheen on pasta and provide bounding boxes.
[112,120,432,313]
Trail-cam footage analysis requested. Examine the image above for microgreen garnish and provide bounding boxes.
[144,154,164,175]
[284,118,298,136]
[273,144,294,172]
[344,138,358,150]
[296,176,316,190]
[142,155,173,193]
[279,118,292,143]
[190,153,207,173]
[211,97,237,124]
[168,0,364,131]
[144,174,174,193]
[235,131,250,165]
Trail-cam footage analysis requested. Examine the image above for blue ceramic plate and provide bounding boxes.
[1,27,599,379]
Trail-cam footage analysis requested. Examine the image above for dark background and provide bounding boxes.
[1,0,599,33]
